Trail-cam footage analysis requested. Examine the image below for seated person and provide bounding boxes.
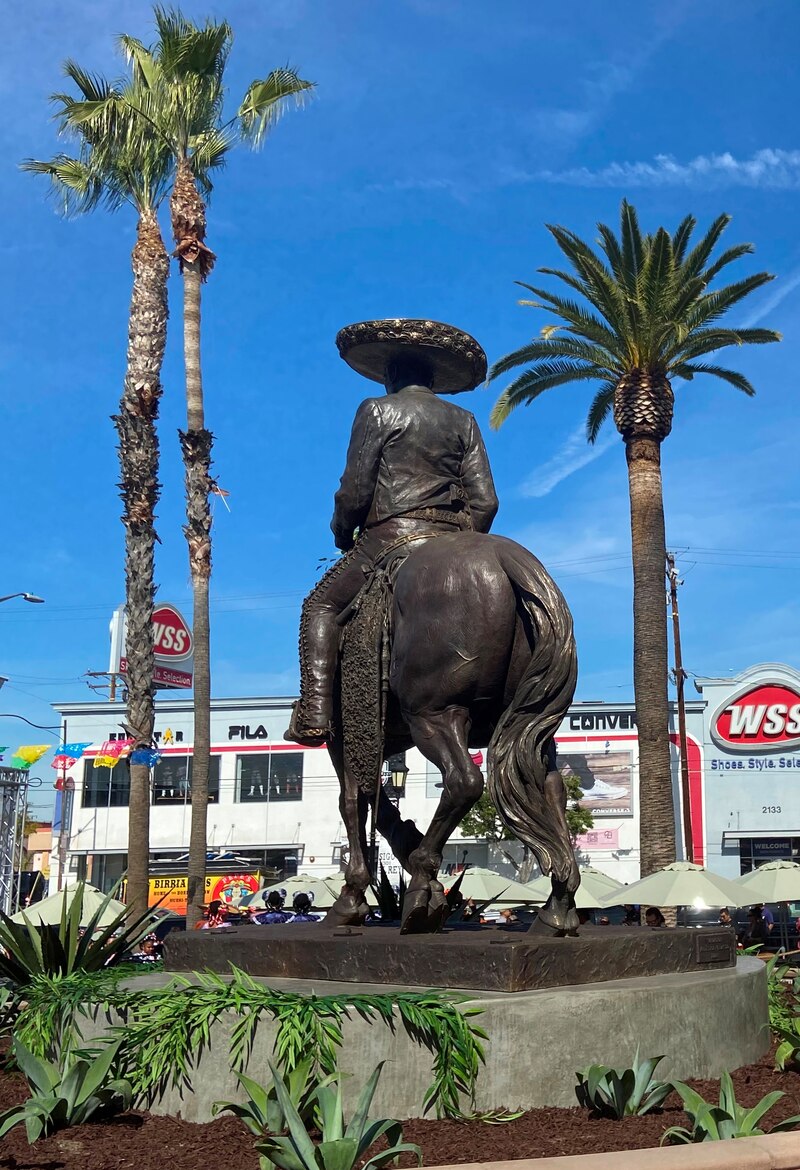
[287,892,321,923]
[644,906,666,929]
[251,889,292,925]
[744,908,769,947]
[196,899,228,929]
[129,932,162,963]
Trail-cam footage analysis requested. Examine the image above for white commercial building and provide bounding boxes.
[50,690,684,896]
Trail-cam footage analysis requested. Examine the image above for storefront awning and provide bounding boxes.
[722,830,799,840]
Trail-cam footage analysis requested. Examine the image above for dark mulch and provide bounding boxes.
[0,1049,796,1169]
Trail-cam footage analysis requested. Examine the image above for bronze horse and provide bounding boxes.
[325,529,580,934]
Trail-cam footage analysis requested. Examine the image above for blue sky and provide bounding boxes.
[3,0,800,813]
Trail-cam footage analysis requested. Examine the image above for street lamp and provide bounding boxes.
[0,594,45,605]
[385,753,408,799]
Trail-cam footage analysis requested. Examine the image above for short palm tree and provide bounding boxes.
[23,64,173,920]
[489,201,779,876]
[119,7,313,923]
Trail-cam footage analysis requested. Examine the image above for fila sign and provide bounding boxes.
[110,604,194,690]
[711,680,800,753]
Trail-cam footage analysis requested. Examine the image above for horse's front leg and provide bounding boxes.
[325,738,371,927]
[400,709,483,934]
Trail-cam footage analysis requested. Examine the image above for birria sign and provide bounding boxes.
[109,603,194,690]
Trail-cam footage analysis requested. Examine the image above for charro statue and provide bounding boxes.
[287,319,581,935]
[286,319,498,747]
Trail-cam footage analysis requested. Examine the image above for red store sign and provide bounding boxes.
[711,681,800,753]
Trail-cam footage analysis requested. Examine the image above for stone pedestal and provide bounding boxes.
[118,957,768,1120]
[164,923,736,993]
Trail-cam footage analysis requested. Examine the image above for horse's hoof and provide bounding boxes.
[400,887,431,934]
[427,880,448,933]
[324,892,369,927]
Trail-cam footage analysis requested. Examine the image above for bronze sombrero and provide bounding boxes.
[335,318,487,395]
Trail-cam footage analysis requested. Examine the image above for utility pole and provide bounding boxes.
[667,553,694,863]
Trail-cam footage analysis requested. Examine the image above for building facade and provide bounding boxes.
[49,661,800,895]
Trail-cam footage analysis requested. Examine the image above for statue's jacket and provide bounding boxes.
[332,384,499,546]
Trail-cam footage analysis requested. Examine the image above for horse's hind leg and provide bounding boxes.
[324,737,371,927]
[400,708,484,934]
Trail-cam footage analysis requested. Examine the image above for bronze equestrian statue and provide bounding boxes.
[286,319,580,935]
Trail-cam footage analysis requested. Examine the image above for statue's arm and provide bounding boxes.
[462,415,499,533]
[331,400,383,550]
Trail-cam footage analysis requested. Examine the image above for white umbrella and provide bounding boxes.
[734,860,800,904]
[439,866,539,907]
[734,861,800,948]
[598,862,749,910]
[12,883,128,928]
[526,866,625,911]
[236,873,347,910]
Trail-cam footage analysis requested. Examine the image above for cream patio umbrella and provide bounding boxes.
[598,862,749,911]
[439,866,540,908]
[11,883,128,929]
[526,865,625,911]
[734,860,800,949]
[236,872,350,910]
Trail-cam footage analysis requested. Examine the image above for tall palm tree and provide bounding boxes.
[489,202,779,876]
[119,8,313,924]
[23,64,173,919]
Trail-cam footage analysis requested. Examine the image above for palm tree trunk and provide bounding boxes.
[625,436,676,877]
[172,157,215,927]
[113,208,169,921]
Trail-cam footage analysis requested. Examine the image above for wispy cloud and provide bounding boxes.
[743,263,800,326]
[366,177,460,195]
[519,423,616,498]
[529,62,638,148]
[537,148,800,189]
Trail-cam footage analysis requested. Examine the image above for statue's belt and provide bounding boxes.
[395,506,463,527]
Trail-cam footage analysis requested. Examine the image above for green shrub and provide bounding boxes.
[256,1059,421,1170]
[0,1036,133,1143]
[662,1072,800,1143]
[0,884,154,987]
[213,1056,317,1139]
[575,1048,672,1118]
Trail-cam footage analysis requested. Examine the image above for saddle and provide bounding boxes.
[337,531,440,793]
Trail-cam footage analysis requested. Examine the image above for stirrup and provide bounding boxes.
[284,701,330,748]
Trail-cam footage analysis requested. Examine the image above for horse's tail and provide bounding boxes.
[486,539,578,885]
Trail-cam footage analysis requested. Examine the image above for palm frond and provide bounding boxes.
[238,69,315,147]
[640,227,676,360]
[586,380,617,443]
[685,272,776,331]
[20,155,105,216]
[671,214,696,267]
[117,34,159,90]
[546,224,631,338]
[702,242,755,284]
[678,212,731,282]
[595,222,628,292]
[514,282,626,357]
[668,325,781,364]
[61,60,112,103]
[619,200,645,298]
[487,337,616,380]
[671,362,757,395]
[489,362,603,429]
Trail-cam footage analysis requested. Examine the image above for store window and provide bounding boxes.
[152,755,220,804]
[82,762,130,808]
[738,837,799,875]
[236,753,303,802]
